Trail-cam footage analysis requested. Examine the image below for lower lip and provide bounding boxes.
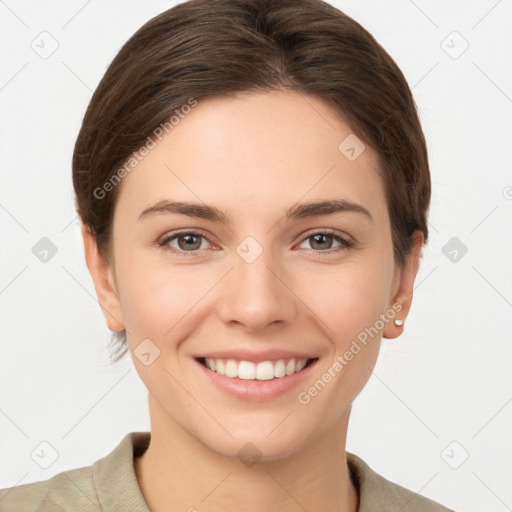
[194,358,318,401]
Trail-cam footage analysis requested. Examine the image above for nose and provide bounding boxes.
[217,245,298,332]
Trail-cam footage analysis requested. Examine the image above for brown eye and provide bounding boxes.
[176,233,203,251]
[158,230,214,256]
[309,233,335,250]
[298,231,353,253]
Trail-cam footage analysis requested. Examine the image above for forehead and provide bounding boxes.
[114,90,387,225]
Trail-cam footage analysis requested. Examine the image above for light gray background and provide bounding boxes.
[1,1,511,511]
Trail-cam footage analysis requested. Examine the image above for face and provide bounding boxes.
[84,90,422,460]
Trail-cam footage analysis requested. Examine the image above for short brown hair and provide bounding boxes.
[72,0,431,363]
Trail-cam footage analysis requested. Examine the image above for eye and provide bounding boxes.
[297,230,354,254]
[158,230,215,256]
[157,229,354,257]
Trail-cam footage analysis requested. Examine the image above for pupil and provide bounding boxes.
[179,234,200,250]
[312,234,332,250]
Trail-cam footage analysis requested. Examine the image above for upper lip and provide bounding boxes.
[195,349,318,363]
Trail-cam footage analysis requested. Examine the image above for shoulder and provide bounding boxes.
[347,452,456,512]
[0,432,151,512]
[0,465,98,512]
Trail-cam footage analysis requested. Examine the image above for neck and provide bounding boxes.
[135,396,359,512]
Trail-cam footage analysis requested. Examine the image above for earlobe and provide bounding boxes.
[383,231,424,340]
[80,223,125,332]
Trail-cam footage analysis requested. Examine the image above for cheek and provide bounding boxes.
[296,266,387,410]
[296,258,392,342]
[119,265,210,390]
[118,254,392,340]
[117,258,215,340]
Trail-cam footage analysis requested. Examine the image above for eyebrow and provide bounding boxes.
[138,199,374,224]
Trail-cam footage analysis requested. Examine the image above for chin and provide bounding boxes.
[196,418,315,463]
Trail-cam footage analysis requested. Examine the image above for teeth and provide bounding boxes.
[295,359,307,372]
[239,360,256,379]
[225,359,238,378]
[203,358,310,380]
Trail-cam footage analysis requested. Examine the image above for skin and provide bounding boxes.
[82,90,424,512]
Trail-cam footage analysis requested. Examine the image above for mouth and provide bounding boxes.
[195,356,319,381]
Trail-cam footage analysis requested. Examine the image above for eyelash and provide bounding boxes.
[157,229,354,257]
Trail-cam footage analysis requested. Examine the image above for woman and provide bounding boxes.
[0,0,456,510]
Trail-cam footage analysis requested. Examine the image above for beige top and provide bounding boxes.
[0,431,454,511]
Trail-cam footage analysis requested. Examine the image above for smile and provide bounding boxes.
[196,357,318,380]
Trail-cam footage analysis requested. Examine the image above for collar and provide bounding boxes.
[92,431,436,512]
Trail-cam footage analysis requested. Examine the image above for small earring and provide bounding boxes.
[394,319,404,326]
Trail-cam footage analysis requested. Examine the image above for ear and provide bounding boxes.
[80,223,125,332]
[383,230,424,340]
